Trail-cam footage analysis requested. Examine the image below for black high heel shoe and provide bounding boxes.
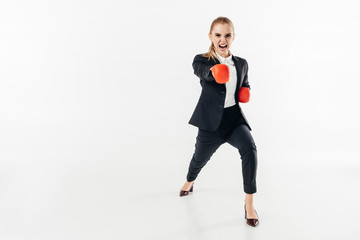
[244,204,259,227]
[179,183,194,197]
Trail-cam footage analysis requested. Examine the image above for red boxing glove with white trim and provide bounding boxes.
[210,64,229,84]
[238,87,250,103]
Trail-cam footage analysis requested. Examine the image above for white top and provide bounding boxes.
[215,51,237,108]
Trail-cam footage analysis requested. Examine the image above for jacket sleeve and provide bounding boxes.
[192,55,216,82]
[241,59,251,90]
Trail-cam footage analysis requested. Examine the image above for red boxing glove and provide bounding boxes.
[238,87,250,103]
[210,64,229,84]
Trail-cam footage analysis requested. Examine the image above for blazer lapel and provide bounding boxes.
[232,55,244,91]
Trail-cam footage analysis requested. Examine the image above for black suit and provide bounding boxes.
[185,53,258,194]
[188,53,252,132]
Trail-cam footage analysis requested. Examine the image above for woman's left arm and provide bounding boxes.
[241,60,251,90]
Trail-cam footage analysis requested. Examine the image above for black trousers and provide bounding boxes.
[186,104,258,194]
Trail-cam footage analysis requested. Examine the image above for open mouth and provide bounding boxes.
[219,44,227,50]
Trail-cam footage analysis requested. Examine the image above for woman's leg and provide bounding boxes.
[226,124,257,194]
[186,128,225,183]
[226,123,258,218]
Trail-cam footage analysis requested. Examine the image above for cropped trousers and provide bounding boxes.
[186,104,258,194]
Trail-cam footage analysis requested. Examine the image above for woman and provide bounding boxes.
[179,16,259,227]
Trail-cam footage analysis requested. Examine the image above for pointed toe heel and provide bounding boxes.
[179,183,194,197]
[244,204,259,227]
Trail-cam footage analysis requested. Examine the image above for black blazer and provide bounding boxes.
[188,53,252,132]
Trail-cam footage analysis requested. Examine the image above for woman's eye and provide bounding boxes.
[215,34,231,37]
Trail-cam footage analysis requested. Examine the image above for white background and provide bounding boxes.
[1,0,360,239]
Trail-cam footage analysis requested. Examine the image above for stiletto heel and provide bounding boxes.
[244,204,259,227]
[179,182,194,197]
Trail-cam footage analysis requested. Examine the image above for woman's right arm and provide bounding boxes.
[192,55,216,82]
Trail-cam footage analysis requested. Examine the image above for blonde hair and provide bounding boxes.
[201,16,235,62]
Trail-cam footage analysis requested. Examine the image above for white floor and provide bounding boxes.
[1,138,359,240]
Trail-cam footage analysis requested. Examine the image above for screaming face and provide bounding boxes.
[208,23,235,58]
